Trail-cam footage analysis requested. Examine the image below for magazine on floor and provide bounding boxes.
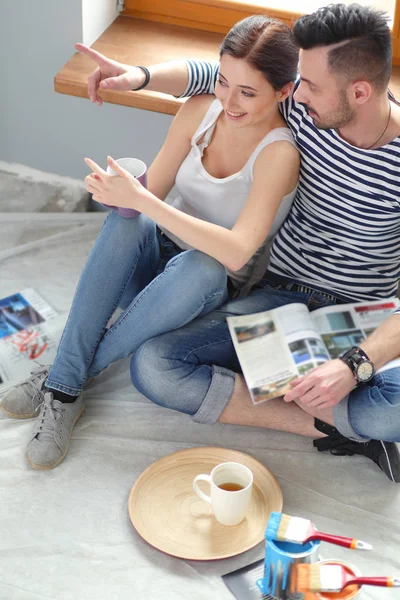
[227,297,400,405]
[0,289,64,396]
[222,559,272,599]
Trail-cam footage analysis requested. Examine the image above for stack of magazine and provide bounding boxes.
[0,289,65,396]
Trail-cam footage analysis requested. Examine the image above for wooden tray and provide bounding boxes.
[128,446,282,560]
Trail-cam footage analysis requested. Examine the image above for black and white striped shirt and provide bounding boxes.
[181,60,400,310]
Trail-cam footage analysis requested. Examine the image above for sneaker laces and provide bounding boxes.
[313,418,363,456]
[21,364,49,400]
[35,393,64,444]
[21,364,48,390]
[313,434,361,456]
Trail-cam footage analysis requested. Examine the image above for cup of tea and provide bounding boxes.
[104,157,147,218]
[193,462,253,526]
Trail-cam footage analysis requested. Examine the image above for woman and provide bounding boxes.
[1,16,300,469]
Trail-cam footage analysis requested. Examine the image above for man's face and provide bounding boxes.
[294,46,355,130]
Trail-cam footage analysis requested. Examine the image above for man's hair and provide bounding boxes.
[293,3,392,90]
[220,16,299,90]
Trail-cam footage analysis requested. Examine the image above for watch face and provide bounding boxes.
[356,360,374,382]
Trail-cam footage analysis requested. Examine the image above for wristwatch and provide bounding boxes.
[339,346,375,384]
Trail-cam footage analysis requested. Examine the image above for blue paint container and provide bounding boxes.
[257,538,320,600]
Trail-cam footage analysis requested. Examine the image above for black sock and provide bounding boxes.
[45,387,78,403]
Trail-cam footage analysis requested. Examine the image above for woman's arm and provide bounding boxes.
[85,94,212,207]
[137,141,299,271]
[86,138,299,272]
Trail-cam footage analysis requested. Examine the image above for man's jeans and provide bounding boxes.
[46,211,228,395]
[131,277,400,442]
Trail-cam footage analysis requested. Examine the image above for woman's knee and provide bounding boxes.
[169,250,227,293]
[106,211,156,246]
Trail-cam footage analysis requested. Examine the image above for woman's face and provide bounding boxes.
[215,54,283,128]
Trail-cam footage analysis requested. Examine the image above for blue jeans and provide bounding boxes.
[46,211,228,395]
[131,276,400,442]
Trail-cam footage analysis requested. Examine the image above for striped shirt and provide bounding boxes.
[181,60,400,313]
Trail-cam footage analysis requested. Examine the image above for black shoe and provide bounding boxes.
[313,418,400,483]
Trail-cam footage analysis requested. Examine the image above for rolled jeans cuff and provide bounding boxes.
[333,393,371,442]
[191,365,236,424]
[45,379,82,396]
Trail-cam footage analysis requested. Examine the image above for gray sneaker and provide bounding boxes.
[0,366,49,419]
[27,392,85,470]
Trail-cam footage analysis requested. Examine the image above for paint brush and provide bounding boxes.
[295,564,400,593]
[266,512,372,550]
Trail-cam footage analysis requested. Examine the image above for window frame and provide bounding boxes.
[54,0,400,116]
[123,0,301,33]
[123,0,400,64]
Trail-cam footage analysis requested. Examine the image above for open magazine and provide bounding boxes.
[227,298,400,405]
[0,289,65,396]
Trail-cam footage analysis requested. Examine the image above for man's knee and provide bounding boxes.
[131,333,219,417]
[130,339,168,406]
[347,370,400,442]
[131,337,195,415]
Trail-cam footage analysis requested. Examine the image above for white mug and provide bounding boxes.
[193,462,253,526]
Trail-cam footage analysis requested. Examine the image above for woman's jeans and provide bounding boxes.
[131,277,400,443]
[46,211,228,395]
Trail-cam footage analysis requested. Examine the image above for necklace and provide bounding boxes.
[365,102,392,149]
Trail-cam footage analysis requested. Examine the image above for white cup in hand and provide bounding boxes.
[193,462,253,526]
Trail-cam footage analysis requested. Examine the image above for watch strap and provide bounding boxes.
[339,352,358,377]
[339,346,374,382]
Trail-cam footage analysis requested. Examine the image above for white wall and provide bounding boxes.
[0,0,172,180]
[82,0,119,47]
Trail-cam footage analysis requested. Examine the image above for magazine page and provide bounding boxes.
[311,298,400,373]
[0,288,58,340]
[222,559,271,600]
[0,315,65,396]
[0,289,63,396]
[227,303,330,405]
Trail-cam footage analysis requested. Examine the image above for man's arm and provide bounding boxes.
[75,45,218,104]
[361,312,400,370]
[284,313,400,409]
[148,59,218,97]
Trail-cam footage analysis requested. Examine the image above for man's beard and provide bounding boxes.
[306,90,355,130]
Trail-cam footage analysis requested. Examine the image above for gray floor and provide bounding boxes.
[0,196,399,599]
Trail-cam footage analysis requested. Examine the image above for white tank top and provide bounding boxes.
[161,98,297,292]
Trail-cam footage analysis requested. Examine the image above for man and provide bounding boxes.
[127,4,400,482]
[2,4,400,481]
